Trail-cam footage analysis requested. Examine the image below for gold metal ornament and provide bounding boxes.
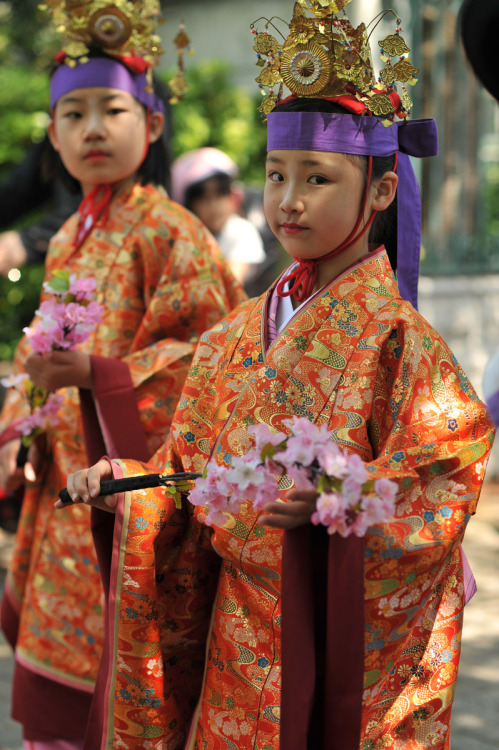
[281,43,331,96]
[89,8,132,49]
[39,1,165,67]
[379,33,410,57]
[366,93,395,117]
[401,90,413,112]
[257,65,282,88]
[254,33,281,56]
[392,60,419,83]
[39,1,195,102]
[251,1,419,124]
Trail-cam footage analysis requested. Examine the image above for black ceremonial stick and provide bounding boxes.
[58,471,201,504]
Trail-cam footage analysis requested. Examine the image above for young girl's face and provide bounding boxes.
[264,149,369,264]
[48,87,163,195]
[190,178,235,236]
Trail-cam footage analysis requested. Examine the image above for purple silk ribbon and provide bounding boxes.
[267,112,438,309]
[50,56,164,112]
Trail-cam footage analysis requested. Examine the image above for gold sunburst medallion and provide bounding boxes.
[281,43,331,96]
[88,8,131,49]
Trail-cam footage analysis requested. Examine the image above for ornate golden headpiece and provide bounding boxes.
[251,0,418,124]
[39,1,192,101]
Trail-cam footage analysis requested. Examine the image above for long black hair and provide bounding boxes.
[273,98,398,271]
[42,51,171,194]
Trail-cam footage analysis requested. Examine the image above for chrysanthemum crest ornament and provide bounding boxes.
[251,0,419,125]
[39,0,193,101]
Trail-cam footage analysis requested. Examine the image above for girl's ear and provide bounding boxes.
[148,111,164,144]
[47,119,60,152]
[371,171,398,212]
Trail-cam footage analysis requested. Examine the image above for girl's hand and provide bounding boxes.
[57,458,117,513]
[24,437,46,483]
[0,440,24,492]
[0,437,47,491]
[259,489,318,530]
[24,351,92,391]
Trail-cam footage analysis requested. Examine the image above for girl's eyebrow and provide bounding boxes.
[60,96,83,104]
[266,155,335,169]
[59,93,127,105]
[100,93,127,103]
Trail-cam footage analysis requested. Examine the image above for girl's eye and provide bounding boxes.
[268,171,284,183]
[309,175,328,185]
[107,108,126,116]
[64,111,81,119]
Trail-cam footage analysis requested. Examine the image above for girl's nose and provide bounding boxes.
[280,184,304,214]
[83,113,105,139]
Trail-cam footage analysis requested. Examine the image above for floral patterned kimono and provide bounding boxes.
[0,182,244,743]
[88,248,492,750]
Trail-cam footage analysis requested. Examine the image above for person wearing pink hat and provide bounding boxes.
[171,147,266,287]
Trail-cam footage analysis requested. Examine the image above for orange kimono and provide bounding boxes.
[89,249,493,750]
[0,182,244,743]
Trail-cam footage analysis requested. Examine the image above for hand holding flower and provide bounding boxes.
[0,440,24,492]
[260,488,318,529]
[190,416,399,537]
[24,350,92,391]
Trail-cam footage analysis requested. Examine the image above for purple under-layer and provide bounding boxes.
[50,56,164,112]
[486,390,499,427]
[267,112,439,310]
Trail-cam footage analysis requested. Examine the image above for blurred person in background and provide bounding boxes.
[171,147,270,291]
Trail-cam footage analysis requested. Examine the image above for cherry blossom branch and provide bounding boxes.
[189,416,398,536]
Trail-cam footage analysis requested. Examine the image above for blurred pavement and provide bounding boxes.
[0,484,497,750]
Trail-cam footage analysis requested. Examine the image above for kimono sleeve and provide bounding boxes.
[87,218,246,460]
[366,312,494,531]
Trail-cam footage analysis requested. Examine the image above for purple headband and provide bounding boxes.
[50,57,164,113]
[267,112,439,309]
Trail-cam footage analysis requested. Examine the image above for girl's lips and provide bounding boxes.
[282,223,307,235]
[85,152,109,162]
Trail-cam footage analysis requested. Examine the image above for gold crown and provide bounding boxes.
[39,1,164,65]
[39,1,194,100]
[251,0,418,124]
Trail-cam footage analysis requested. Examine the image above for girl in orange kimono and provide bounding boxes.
[66,9,494,750]
[0,31,244,750]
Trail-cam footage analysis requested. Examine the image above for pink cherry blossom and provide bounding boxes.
[360,495,391,526]
[345,452,369,484]
[68,274,98,302]
[226,456,266,491]
[253,476,280,510]
[191,415,397,537]
[1,373,29,389]
[19,393,64,437]
[286,464,316,491]
[374,477,398,512]
[316,442,349,479]
[312,492,348,532]
[341,475,363,505]
[249,423,286,451]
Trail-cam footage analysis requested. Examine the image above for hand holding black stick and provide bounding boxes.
[58,471,201,504]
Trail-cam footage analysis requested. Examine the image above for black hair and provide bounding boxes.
[184,172,232,211]
[42,50,171,193]
[273,98,398,271]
